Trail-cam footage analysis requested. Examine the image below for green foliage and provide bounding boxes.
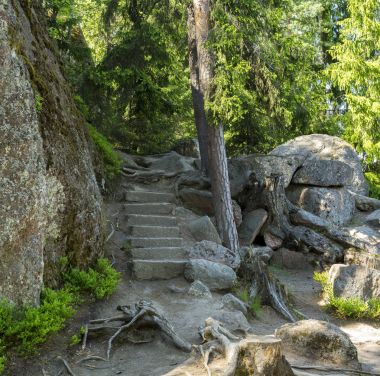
[70,334,81,346]
[88,124,122,180]
[237,287,249,304]
[64,258,121,299]
[234,285,261,316]
[365,172,380,200]
[209,0,338,155]
[44,0,379,162]
[0,288,75,365]
[8,289,76,355]
[249,296,262,316]
[328,0,380,164]
[34,91,43,113]
[314,271,380,320]
[0,258,120,371]
[0,300,14,373]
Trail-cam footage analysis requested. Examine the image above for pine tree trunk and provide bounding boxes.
[191,0,239,253]
[187,4,209,174]
[208,124,240,252]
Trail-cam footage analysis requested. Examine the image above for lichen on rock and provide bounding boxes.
[0,0,103,306]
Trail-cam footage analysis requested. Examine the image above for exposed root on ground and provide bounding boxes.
[291,364,380,376]
[167,317,294,376]
[83,299,191,361]
[56,357,76,376]
[239,251,306,322]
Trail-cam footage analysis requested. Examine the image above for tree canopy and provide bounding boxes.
[43,0,379,172]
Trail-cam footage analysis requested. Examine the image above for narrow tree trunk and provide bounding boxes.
[187,4,209,174]
[192,0,239,252]
[208,125,239,252]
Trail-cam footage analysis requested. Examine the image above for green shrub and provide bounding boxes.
[0,258,120,372]
[34,91,43,113]
[64,258,121,299]
[88,124,122,180]
[236,287,249,303]
[7,288,76,355]
[314,271,380,320]
[249,295,262,315]
[0,354,5,375]
[234,286,261,316]
[365,172,380,199]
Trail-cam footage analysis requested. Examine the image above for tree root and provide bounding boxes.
[56,357,76,376]
[239,250,306,322]
[291,364,380,376]
[84,300,191,360]
[167,318,294,376]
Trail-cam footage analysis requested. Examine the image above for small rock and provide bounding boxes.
[264,231,283,250]
[345,226,380,255]
[187,240,240,269]
[213,310,251,334]
[344,248,380,269]
[238,209,268,246]
[292,159,354,187]
[251,246,274,263]
[168,285,187,294]
[353,193,380,212]
[179,188,213,215]
[366,209,380,229]
[149,151,194,173]
[221,293,248,314]
[328,264,380,301]
[188,280,212,299]
[275,319,359,367]
[187,216,222,244]
[172,138,200,158]
[232,200,243,227]
[271,248,308,270]
[184,259,237,291]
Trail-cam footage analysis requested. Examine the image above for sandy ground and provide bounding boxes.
[7,246,379,375]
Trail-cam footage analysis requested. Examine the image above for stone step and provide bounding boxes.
[132,260,187,280]
[125,190,175,203]
[129,225,180,238]
[125,214,177,227]
[124,203,174,215]
[127,237,183,248]
[130,247,187,260]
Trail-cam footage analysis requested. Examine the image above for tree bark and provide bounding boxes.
[187,4,209,174]
[191,0,239,253]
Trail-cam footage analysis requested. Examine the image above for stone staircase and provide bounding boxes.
[124,188,187,279]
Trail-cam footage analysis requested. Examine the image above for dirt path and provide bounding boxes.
[6,156,380,376]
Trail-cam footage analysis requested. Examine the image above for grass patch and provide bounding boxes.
[314,271,380,320]
[64,258,121,300]
[234,285,262,316]
[0,258,120,373]
[88,124,122,180]
[365,172,380,199]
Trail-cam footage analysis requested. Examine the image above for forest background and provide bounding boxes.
[43,0,380,196]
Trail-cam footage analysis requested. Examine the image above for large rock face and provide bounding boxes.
[0,1,103,305]
[328,264,380,301]
[286,185,355,226]
[271,134,368,195]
